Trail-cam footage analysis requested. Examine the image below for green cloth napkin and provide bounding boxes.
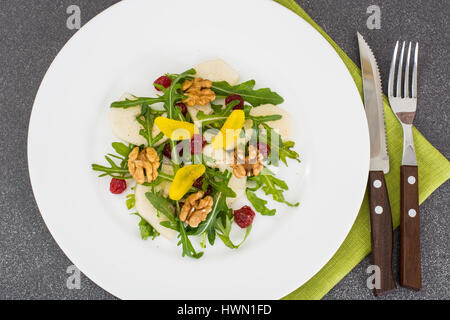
[274,0,450,300]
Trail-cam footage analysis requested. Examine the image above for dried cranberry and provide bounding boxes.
[163,143,172,158]
[205,185,213,195]
[153,75,171,91]
[225,94,244,110]
[175,102,187,116]
[163,142,184,159]
[192,177,204,189]
[110,178,127,194]
[234,206,255,228]
[190,134,206,155]
[256,142,271,158]
[193,177,212,195]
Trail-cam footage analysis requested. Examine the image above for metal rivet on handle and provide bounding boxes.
[408,176,416,185]
[375,206,383,214]
[408,209,417,218]
[373,180,382,188]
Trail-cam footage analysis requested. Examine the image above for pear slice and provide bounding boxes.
[249,104,293,141]
[109,93,167,147]
[187,103,213,124]
[154,161,174,198]
[202,144,233,172]
[226,173,247,207]
[195,58,239,85]
[134,183,176,240]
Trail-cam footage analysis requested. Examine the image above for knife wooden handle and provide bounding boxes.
[368,171,396,296]
[400,165,421,290]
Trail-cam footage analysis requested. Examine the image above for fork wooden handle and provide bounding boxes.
[368,171,397,296]
[400,165,421,290]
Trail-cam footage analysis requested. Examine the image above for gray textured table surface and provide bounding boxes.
[0,0,448,300]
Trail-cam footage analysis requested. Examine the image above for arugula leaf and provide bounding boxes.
[145,192,176,222]
[139,217,160,240]
[215,214,252,249]
[112,142,133,158]
[177,220,203,259]
[187,192,226,236]
[211,80,284,107]
[204,168,236,198]
[246,190,276,216]
[110,97,164,108]
[126,193,135,210]
[260,123,300,165]
[210,103,224,113]
[250,174,299,207]
[131,212,160,240]
[219,100,240,116]
[195,111,228,127]
[135,103,166,147]
[207,227,216,246]
[91,143,134,179]
[249,114,282,125]
[159,220,179,231]
[279,140,301,165]
[165,69,196,120]
[136,103,153,146]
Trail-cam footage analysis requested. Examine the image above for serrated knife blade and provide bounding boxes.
[357,32,396,296]
[357,32,389,174]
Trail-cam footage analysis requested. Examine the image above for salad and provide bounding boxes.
[92,59,300,259]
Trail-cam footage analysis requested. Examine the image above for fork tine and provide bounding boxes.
[396,41,406,97]
[404,42,412,98]
[388,41,399,97]
[412,43,419,98]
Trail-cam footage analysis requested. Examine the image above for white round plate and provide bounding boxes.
[28,0,369,299]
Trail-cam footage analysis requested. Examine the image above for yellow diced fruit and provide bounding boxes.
[212,110,245,150]
[169,164,206,201]
[154,117,196,141]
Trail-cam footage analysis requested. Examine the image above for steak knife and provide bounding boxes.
[357,33,396,296]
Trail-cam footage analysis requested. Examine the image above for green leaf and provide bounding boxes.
[205,178,236,198]
[177,220,203,259]
[159,220,179,231]
[126,193,135,210]
[195,111,228,127]
[219,100,240,116]
[211,80,284,107]
[249,114,282,125]
[139,218,160,240]
[250,174,299,207]
[135,103,166,147]
[204,168,236,198]
[112,142,133,158]
[279,140,301,165]
[207,227,216,246]
[187,192,226,236]
[210,103,223,113]
[145,192,176,222]
[260,123,300,165]
[216,215,252,249]
[165,69,196,120]
[246,190,276,216]
[91,164,130,176]
[110,97,164,108]
[91,142,134,179]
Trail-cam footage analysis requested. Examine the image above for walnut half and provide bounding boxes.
[128,147,160,184]
[181,78,216,107]
[231,145,264,178]
[179,191,213,227]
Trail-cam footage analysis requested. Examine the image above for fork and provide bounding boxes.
[388,41,421,291]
